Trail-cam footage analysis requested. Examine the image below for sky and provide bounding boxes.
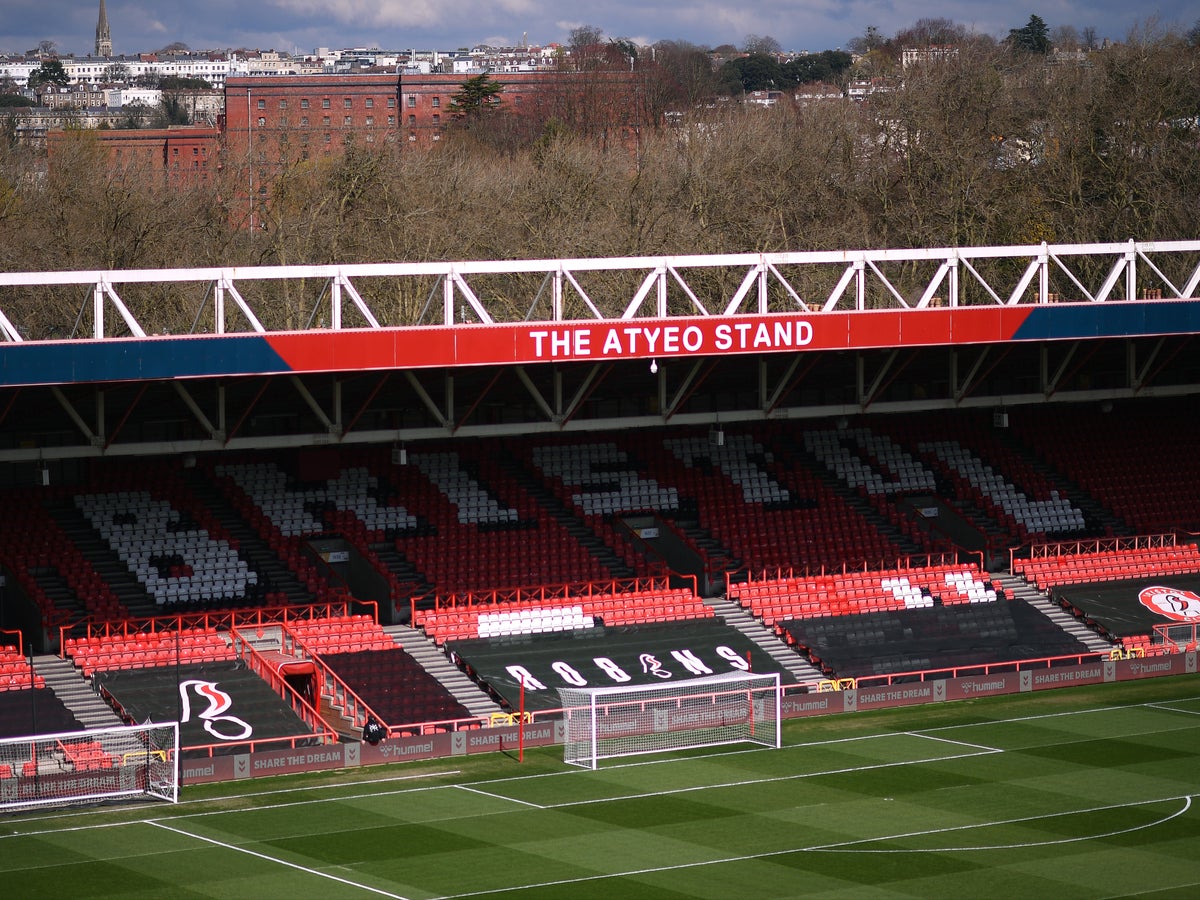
[0,1,1195,58]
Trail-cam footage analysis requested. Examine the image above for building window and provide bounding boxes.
[344,97,352,108]
[365,116,374,126]
[322,98,330,108]
[407,114,415,126]
[300,116,308,126]
[323,116,330,126]
[365,98,374,108]
[324,133,331,143]
[192,147,198,155]
[278,117,287,127]
[387,97,396,108]
[432,114,439,125]
[407,95,416,107]
[257,98,265,109]
[365,134,374,143]
[257,116,265,127]
[387,115,395,125]
[431,97,440,108]
[279,99,287,109]
[343,115,352,126]
[409,132,416,141]
[301,98,309,109]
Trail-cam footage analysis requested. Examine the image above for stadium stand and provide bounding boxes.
[7,402,1200,749]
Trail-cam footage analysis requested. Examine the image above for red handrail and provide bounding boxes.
[230,627,339,745]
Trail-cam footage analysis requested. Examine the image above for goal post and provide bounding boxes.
[558,672,781,769]
[0,722,179,812]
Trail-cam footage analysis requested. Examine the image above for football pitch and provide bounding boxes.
[4,677,1200,898]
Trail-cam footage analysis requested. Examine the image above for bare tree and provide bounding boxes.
[743,34,782,55]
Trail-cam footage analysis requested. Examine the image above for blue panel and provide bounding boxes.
[0,336,294,387]
[1012,301,1200,342]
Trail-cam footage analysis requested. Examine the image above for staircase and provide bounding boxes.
[992,573,1114,654]
[493,449,636,580]
[383,624,503,719]
[370,541,435,621]
[703,598,825,685]
[180,469,310,605]
[47,499,158,619]
[34,655,124,730]
[994,429,1131,538]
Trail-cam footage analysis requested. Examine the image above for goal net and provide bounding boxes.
[558,672,781,769]
[0,722,179,812]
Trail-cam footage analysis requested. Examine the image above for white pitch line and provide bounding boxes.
[427,794,1198,899]
[543,747,999,810]
[0,768,463,830]
[453,784,546,808]
[1147,701,1200,717]
[904,731,1002,753]
[813,795,1195,853]
[146,819,414,900]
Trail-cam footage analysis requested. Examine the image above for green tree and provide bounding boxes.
[161,93,190,125]
[449,74,504,118]
[719,53,784,93]
[28,59,70,89]
[1008,15,1051,53]
[159,75,213,91]
[783,50,853,85]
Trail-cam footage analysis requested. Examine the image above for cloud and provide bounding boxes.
[0,0,1194,59]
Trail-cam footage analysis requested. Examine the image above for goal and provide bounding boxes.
[558,672,781,769]
[0,722,179,812]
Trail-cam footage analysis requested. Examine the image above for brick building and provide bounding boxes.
[222,68,652,162]
[46,126,220,184]
[223,73,402,172]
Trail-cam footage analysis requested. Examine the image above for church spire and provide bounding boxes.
[95,0,112,58]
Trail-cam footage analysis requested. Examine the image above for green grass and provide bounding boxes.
[4,676,1200,898]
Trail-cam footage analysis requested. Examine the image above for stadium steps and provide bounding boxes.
[493,448,636,580]
[34,654,125,730]
[991,573,1114,653]
[47,499,158,619]
[27,565,88,622]
[316,695,363,741]
[702,598,825,685]
[382,625,503,719]
[668,514,741,594]
[992,429,1132,537]
[778,439,923,559]
[180,469,310,605]
[370,541,436,618]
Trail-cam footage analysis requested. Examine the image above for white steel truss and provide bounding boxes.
[1,240,1199,465]
[0,240,1196,340]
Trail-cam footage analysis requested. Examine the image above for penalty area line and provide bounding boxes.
[145,819,414,900]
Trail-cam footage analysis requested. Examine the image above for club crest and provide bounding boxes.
[1139,586,1200,622]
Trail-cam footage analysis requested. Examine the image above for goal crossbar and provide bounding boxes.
[0,721,180,812]
[558,672,781,769]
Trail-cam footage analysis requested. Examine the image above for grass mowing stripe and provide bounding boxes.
[543,747,1000,809]
[4,680,1199,898]
[814,795,1196,852]
[428,795,1197,899]
[146,819,415,899]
